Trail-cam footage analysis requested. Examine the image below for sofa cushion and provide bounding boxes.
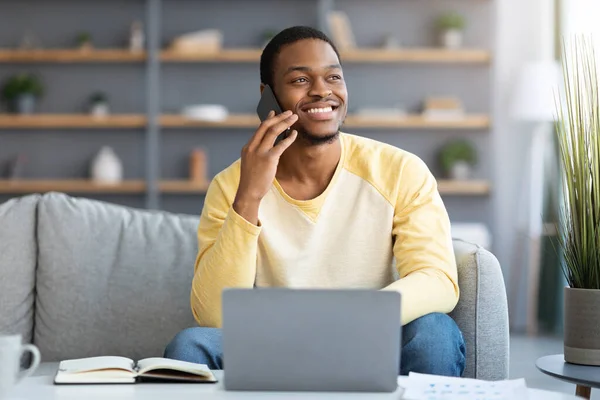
[0,195,40,343]
[35,193,200,361]
[449,239,509,380]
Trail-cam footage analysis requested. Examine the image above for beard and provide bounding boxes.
[296,121,343,146]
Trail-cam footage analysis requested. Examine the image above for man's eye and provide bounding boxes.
[293,77,308,83]
[329,75,342,81]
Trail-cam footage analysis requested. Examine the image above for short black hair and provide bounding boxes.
[260,26,341,89]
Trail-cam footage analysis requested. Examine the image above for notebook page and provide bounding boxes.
[58,356,135,374]
[136,357,212,377]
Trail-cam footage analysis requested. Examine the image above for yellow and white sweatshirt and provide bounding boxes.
[191,132,459,328]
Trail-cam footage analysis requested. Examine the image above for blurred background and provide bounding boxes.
[0,0,594,339]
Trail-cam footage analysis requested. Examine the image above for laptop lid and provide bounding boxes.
[222,288,401,392]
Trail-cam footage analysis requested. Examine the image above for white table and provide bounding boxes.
[8,363,581,399]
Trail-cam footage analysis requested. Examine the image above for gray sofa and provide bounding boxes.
[0,193,509,380]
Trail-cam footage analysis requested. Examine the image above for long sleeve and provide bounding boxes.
[382,155,460,325]
[190,165,261,328]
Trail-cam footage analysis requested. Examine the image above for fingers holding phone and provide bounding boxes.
[259,112,298,151]
[247,110,296,150]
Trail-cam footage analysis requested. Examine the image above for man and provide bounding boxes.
[164,26,465,376]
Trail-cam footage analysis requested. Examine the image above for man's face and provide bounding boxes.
[269,39,348,145]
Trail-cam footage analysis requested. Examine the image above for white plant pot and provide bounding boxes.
[91,146,123,183]
[90,102,109,117]
[449,161,472,180]
[441,29,463,49]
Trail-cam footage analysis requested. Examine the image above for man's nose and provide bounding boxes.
[308,80,332,98]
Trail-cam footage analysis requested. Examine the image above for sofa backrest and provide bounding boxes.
[34,193,200,361]
[0,195,40,344]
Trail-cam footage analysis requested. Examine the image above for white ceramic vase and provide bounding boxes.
[449,161,471,180]
[91,146,123,183]
[441,29,463,49]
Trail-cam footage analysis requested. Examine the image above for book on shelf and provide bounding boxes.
[54,356,217,384]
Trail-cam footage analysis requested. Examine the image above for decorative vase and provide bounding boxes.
[90,146,123,183]
[441,29,463,49]
[129,21,145,53]
[564,287,600,366]
[449,161,471,180]
[90,102,109,117]
[10,94,36,115]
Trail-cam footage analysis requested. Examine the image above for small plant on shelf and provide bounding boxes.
[436,11,466,49]
[88,91,109,117]
[438,139,477,180]
[1,73,44,115]
[261,29,278,49]
[76,31,93,51]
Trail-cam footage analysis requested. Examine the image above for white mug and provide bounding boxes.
[0,335,40,399]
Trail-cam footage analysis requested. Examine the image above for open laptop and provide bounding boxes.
[222,288,401,392]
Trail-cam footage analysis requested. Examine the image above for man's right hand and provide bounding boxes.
[233,110,298,225]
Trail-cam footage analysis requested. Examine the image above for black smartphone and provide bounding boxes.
[256,85,289,145]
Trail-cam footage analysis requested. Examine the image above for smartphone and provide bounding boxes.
[256,85,289,145]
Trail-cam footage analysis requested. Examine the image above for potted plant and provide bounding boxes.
[554,39,600,366]
[88,91,109,117]
[1,73,44,114]
[261,29,278,49]
[76,32,93,52]
[438,139,477,180]
[436,11,466,49]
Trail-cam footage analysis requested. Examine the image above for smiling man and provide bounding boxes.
[164,26,465,376]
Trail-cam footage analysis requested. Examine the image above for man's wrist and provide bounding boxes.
[232,196,261,226]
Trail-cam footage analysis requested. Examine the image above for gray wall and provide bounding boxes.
[0,0,494,234]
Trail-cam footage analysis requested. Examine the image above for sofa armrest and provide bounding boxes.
[449,239,509,380]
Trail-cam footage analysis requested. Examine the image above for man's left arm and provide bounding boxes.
[382,155,459,325]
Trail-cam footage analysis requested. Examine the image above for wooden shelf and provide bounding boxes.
[0,48,490,64]
[0,114,489,130]
[160,114,259,128]
[0,179,487,196]
[0,179,210,194]
[344,115,490,129]
[0,49,146,63]
[161,114,489,130]
[159,180,209,193]
[341,48,490,63]
[160,48,490,64]
[161,49,262,62]
[0,180,146,194]
[437,180,490,195]
[0,114,146,129]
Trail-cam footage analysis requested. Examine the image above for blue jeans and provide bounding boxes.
[164,312,466,376]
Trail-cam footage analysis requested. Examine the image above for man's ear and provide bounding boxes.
[259,83,265,95]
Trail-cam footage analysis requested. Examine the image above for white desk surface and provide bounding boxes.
[7,362,581,400]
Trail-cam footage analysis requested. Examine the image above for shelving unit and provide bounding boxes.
[0,49,146,63]
[0,179,487,196]
[0,0,494,222]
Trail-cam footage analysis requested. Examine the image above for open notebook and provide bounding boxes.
[54,356,218,384]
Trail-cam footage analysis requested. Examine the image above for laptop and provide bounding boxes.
[222,288,401,392]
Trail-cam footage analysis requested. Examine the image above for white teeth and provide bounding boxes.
[307,107,333,114]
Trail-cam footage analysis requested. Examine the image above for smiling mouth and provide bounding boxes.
[305,106,337,114]
[300,105,340,121]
